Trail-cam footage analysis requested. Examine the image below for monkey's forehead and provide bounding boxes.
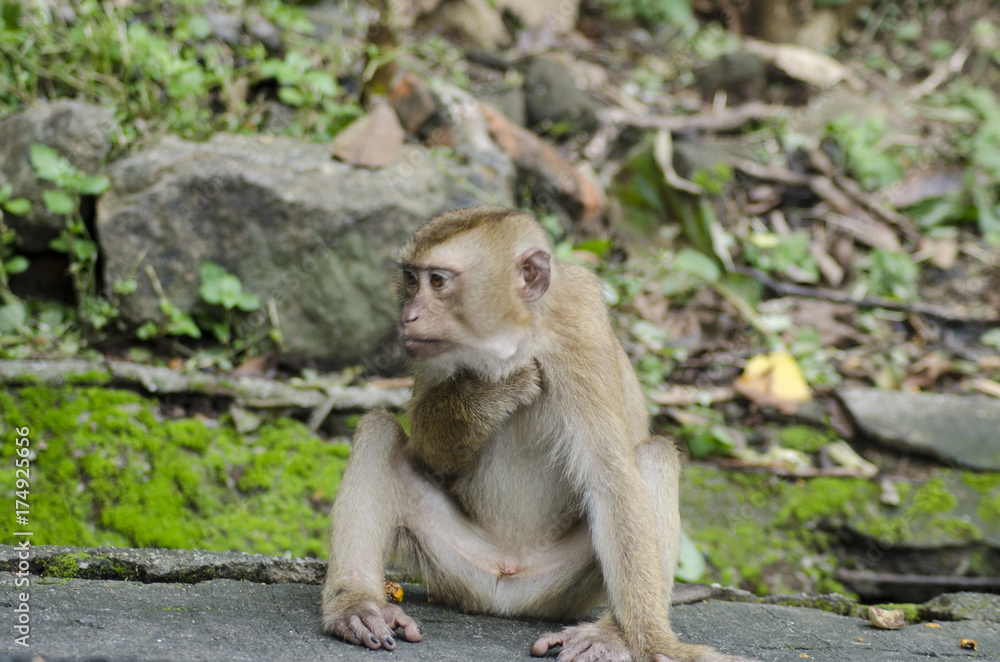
[408,207,545,258]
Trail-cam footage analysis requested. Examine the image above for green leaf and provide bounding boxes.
[72,239,97,262]
[49,236,69,253]
[136,321,160,340]
[981,328,1000,351]
[278,86,306,107]
[574,238,612,257]
[236,291,261,312]
[673,249,720,283]
[304,70,338,98]
[113,278,138,295]
[0,184,11,202]
[676,529,706,583]
[75,174,111,195]
[199,260,228,282]
[30,143,72,182]
[3,197,32,216]
[4,255,29,274]
[41,189,76,215]
[189,15,212,41]
[0,302,27,333]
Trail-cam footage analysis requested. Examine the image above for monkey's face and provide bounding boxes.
[398,263,463,360]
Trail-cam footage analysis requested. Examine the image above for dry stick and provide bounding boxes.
[0,359,410,411]
[736,266,999,323]
[804,146,921,242]
[598,101,788,133]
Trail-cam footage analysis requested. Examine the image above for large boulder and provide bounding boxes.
[97,134,514,366]
[0,100,116,251]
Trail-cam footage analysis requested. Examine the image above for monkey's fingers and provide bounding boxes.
[384,604,424,642]
[530,631,566,656]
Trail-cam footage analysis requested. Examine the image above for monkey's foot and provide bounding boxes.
[530,622,630,662]
[323,598,422,651]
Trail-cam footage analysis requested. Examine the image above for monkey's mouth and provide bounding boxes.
[401,336,447,359]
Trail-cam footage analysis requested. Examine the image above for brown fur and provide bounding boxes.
[321,208,746,662]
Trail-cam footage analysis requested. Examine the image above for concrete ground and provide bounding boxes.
[0,546,997,661]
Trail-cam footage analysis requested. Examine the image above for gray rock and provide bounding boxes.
[0,544,326,584]
[3,572,1000,662]
[524,58,598,136]
[923,591,1000,623]
[96,134,514,366]
[0,100,115,251]
[839,388,1000,471]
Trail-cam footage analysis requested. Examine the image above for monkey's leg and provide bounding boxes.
[321,411,422,650]
[532,438,744,662]
[636,437,683,608]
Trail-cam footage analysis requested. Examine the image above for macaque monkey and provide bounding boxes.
[321,207,744,662]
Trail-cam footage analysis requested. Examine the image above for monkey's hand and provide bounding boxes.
[321,591,422,651]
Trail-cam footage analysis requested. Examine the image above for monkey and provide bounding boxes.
[321,207,746,662]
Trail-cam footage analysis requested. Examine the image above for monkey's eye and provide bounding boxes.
[403,269,418,290]
[429,272,447,290]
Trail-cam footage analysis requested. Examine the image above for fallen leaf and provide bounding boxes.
[880,477,900,506]
[959,638,977,651]
[735,352,812,413]
[857,636,863,642]
[971,378,1000,399]
[745,39,852,88]
[233,353,277,377]
[903,352,953,391]
[824,441,879,478]
[383,578,404,604]
[799,655,810,659]
[869,606,905,630]
[925,623,942,628]
[330,100,405,168]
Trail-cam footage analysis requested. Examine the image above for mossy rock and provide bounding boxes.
[0,386,349,558]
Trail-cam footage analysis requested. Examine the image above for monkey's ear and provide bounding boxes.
[517,249,551,302]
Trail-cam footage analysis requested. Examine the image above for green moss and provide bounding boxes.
[978,493,1000,524]
[775,425,838,454]
[909,477,957,516]
[776,477,878,525]
[43,552,93,579]
[962,472,1000,494]
[926,517,981,541]
[0,385,350,558]
[66,369,112,384]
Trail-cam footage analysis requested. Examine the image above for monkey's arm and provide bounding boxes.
[407,361,543,475]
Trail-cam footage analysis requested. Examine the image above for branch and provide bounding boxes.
[0,359,409,411]
[599,101,788,133]
[735,267,1000,323]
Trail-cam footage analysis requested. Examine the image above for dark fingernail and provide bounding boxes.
[386,636,396,646]
[370,635,379,645]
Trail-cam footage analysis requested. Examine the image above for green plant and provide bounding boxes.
[827,115,903,191]
[196,261,262,346]
[599,0,696,33]
[742,232,820,284]
[0,189,31,305]
[856,248,919,300]
[29,143,118,331]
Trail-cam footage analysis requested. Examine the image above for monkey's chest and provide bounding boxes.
[449,432,581,549]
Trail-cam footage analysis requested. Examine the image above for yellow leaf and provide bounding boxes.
[770,352,812,402]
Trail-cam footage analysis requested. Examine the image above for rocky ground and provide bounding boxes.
[1,546,998,662]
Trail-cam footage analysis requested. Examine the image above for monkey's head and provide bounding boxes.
[397,207,552,377]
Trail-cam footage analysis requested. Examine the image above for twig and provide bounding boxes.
[599,101,788,133]
[735,266,1000,323]
[0,359,410,411]
[804,146,921,242]
[907,46,971,101]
